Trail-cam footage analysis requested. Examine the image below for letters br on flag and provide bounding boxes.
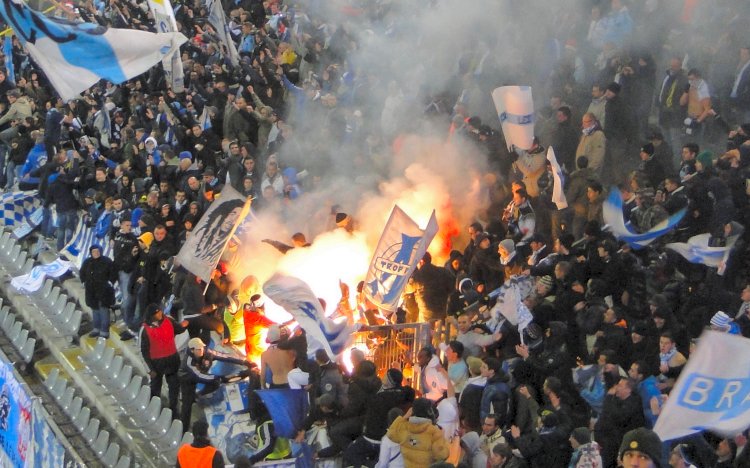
[491,86,535,151]
[363,205,438,313]
[654,331,750,441]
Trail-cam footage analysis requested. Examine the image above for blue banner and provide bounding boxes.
[30,402,65,468]
[3,36,14,85]
[0,362,31,468]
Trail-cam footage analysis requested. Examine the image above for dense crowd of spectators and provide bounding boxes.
[1,0,750,466]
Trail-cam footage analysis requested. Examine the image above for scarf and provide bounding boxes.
[659,347,677,366]
[582,124,598,136]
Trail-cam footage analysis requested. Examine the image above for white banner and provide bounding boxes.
[147,0,185,93]
[175,185,250,283]
[206,0,240,67]
[654,331,750,441]
[362,205,438,312]
[11,259,72,293]
[546,146,568,210]
[263,273,359,357]
[491,86,535,150]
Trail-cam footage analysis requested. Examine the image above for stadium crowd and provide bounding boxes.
[0,0,750,466]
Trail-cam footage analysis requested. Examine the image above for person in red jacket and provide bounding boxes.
[139,303,186,413]
[176,420,224,467]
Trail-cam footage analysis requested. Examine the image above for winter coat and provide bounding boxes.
[80,254,117,308]
[363,386,416,440]
[0,96,33,126]
[459,377,486,431]
[576,130,606,173]
[340,374,382,420]
[411,262,454,320]
[514,425,572,468]
[386,416,450,468]
[481,374,512,425]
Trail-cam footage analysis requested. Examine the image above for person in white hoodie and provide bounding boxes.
[417,346,448,402]
[375,408,404,468]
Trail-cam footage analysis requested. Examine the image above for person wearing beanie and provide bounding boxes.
[619,427,665,467]
[139,303,186,414]
[80,244,117,339]
[343,366,415,466]
[710,311,741,334]
[639,142,666,189]
[176,420,225,467]
[386,398,450,467]
[498,238,524,278]
[569,426,602,468]
[695,150,713,172]
[334,212,352,232]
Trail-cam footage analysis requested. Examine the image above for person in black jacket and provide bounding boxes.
[342,368,415,466]
[112,219,140,340]
[80,244,117,338]
[45,151,81,250]
[594,377,645,468]
[410,252,455,322]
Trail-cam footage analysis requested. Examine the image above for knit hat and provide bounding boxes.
[640,143,655,155]
[619,428,664,467]
[145,303,161,318]
[466,356,483,376]
[696,150,713,169]
[538,275,554,289]
[710,311,732,330]
[559,233,575,250]
[386,368,403,388]
[571,427,592,445]
[179,151,192,160]
[84,188,97,199]
[631,321,650,337]
[138,232,154,247]
[266,324,281,343]
[606,82,621,94]
[474,232,489,246]
[316,393,335,408]
[499,238,515,253]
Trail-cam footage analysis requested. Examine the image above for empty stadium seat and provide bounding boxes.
[146,408,173,439]
[113,454,131,468]
[82,418,101,445]
[101,442,120,467]
[133,397,161,427]
[115,374,143,402]
[67,396,83,421]
[124,386,150,413]
[44,367,60,392]
[92,430,110,458]
[72,407,91,434]
[106,365,132,394]
[19,338,35,364]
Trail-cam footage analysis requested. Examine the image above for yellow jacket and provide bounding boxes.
[386,416,449,468]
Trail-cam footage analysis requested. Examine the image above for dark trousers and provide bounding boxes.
[150,354,180,412]
[180,380,220,430]
[343,436,379,467]
[319,417,362,457]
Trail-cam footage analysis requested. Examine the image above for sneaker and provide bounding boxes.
[119,330,135,341]
[88,330,100,338]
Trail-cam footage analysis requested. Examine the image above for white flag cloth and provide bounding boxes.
[147,0,185,93]
[488,275,534,333]
[0,0,187,101]
[491,86,535,150]
[363,205,438,312]
[666,227,743,275]
[11,259,71,293]
[654,331,750,441]
[263,273,359,357]
[546,146,568,209]
[602,187,685,249]
[206,0,240,67]
[175,185,250,282]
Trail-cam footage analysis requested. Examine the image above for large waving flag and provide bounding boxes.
[206,0,239,67]
[147,0,185,93]
[666,227,743,276]
[363,205,438,312]
[602,187,685,249]
[491,86,535,150]
[0,0,187,101]
[546,146,568,209]
[487,275,535,336]
[655,331,750,441]
[263,273,359,357]
[255,389,309,438]
[176,185,251,282]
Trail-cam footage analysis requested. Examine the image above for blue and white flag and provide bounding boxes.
[206,0,239,67]
[0,190,41,227]
[546,146,568,209]
[61,217,114,270]
[147,0,185,93]
[263,273,359,358]
[666,227,743,276]
[602,187,685,249]
[488,275,534,337]
[363,205,438,312]
[0,0,187,101]
[3,35,14,85]
[11,259,72,293]
[198,105,212,130]
[255,389,309,439]
[654,331,750,441]
[491,86,535,150]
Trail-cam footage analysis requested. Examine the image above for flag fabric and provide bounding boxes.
[176,185,250,282]
[666,230,743,275]
[363,205,438,312]
[198,105,212,130]
[61,217,114,269]
[255,389,309,439]
[488,275,535,334]
[0,190,41,226]
[491,86,535,150]
[11,259,71,293]
[546,146,568,209]
[3,35,14,85]
[0,0,187,101]
[654,331,750,441]
[263,273,359,357]
[93,105,112,148]
[147,0,185,93]
[602,187,685,249]
[206,0,240,67]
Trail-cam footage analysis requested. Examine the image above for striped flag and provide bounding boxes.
[491,86,535,150]
[602,187,685,249]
